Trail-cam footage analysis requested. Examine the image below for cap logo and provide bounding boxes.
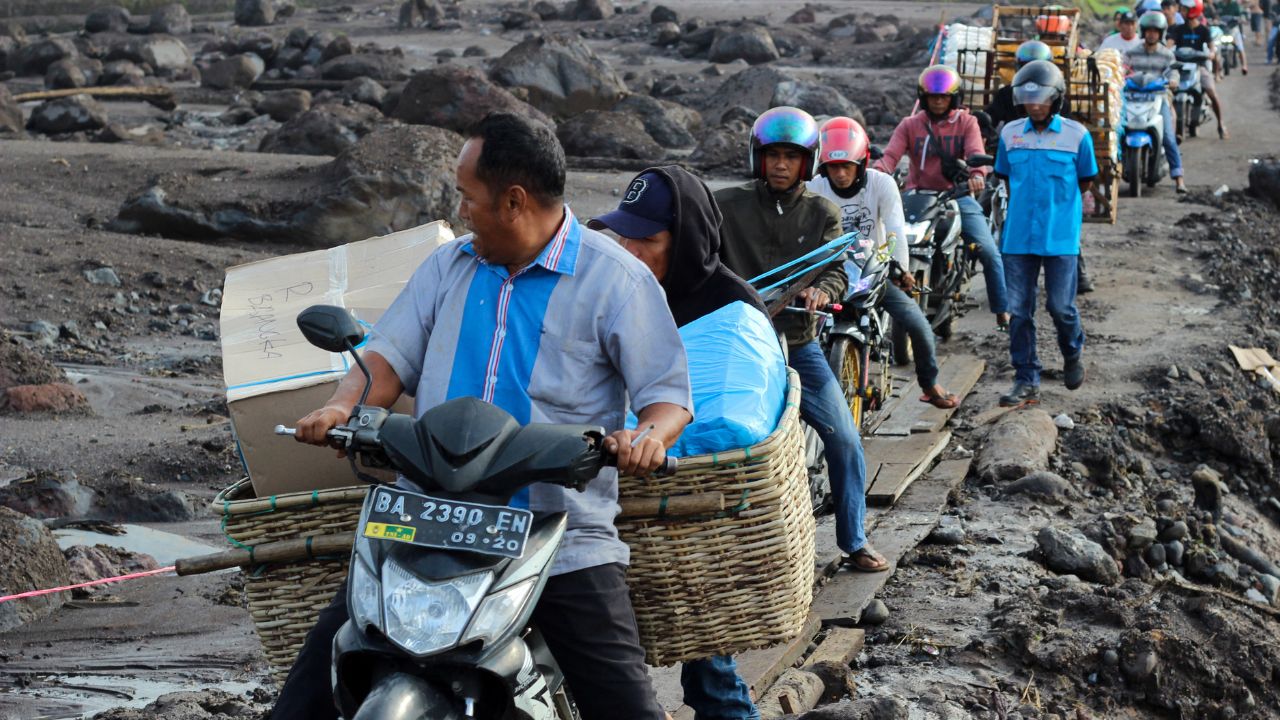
[828,150,850,160]
[623,178,648,204]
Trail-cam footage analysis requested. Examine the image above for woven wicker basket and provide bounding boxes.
[616,368,815,666]
[214,479,367,684]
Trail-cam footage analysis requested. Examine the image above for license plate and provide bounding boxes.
[362,486,532,559]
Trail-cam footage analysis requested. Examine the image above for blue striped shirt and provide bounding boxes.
[365,207,692,576]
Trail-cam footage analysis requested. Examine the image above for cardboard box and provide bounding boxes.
[220,221,454,497]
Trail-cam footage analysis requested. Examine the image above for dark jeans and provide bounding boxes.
[788,340,869,553]
[680,655,760,720]
[271,563,664,720]
[881,283,938,390]
[958,195,1008,314]
[1003,254,1085,386]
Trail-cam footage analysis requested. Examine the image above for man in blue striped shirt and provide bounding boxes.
[278,113,692,720]
[994,62,1098,407]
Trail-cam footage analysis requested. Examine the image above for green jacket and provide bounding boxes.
[714,180,846,346]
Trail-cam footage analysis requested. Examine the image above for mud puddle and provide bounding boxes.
[53,524,223,568]
[0,674,260,720]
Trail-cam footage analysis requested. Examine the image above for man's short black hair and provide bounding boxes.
[466,112,565,208]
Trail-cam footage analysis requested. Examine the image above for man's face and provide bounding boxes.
[1187,14,1201,26]
[826,162,860,191]
[763,146,805,192]
[1119,18,1137,37]
[1143,27,1162,45]
[1025,103,1053,122]
[620,230,674,281]
[925,94,952,116]
[1162,5,1178,23]
[456,139,515,264]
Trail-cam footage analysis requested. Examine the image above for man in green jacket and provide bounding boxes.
[715,106,886,573]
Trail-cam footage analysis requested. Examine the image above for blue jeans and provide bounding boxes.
[1003,254,1085,386]
[681,656,760,720]
[882,283,938,390]
[958,195,1008,315]
[788,340,869,553]
[1159,99,1183,178]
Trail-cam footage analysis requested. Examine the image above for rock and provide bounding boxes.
[201,53,264,90]
[2,383,91,414]
[807,660,856,705]
[1003,470,1075,502]
[855,19,899,44]
[557,110,662,159]
[1121,647,1158,681]
[1191,465,1225,516]
[106,36,193,74]
[1145,542,1167,568]
[100,59,146,86]
[11,37,78,77]
[690,122,749,173]
[341,77,386,108]
[700,65,790,119]
[927,516,965,545]
[489,33,627,117]
[1246,587,1268,603]
[1037,525,1121,585]
[255,88,311,121]
[651,4,679,23]
[787,6,817,23]
[652,21,682,46]
[1165,539,1185,566]
[1127,516,1159,550]
[45,58,99,89]
[0,507,71,632]
[860,599,889,624]
[571,0,614,21]
[148,4,191,35]
[1258,574,1280,604]
[398,0,444,27]
[531,1,559,20]
[85,6,132,34]
[1157,519,1188,542]
[27,95,109,134]
[976,409,1058,482]
[501,9,541,30]
[88,689,271,719]
[94,122,165,145]
[235,0,277,26]
[83,266,122,286]
[259,101,383,156]
[800,697,910,720]
[756,668,824,718]
[463,45,488,58]
[612,93,701,148]
[319,53,407,82]
[394,65,552,132]
[321,35,353,63]
[709,25,781,65]
[0,84,21,134]
[64,544,159,592]
[1053,413,1075,430]
[771,79,860,120]
[1248,158,1280,211]
[237,35,279,63]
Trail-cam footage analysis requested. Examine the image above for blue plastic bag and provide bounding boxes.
[631,302,787,458]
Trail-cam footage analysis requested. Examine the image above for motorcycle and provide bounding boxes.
[1120,72,1169,198]
[1173,45,1211,139]
[280,304,677,719]
[1212,18,1241,75]
[826,233,895,432]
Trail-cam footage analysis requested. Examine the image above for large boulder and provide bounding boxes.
[398,0,444,28]
[100,59,146,86]
[976,408,1058,482]
[26,95,109,134]
[393,65,552,132]
[235,0,277,26]
[771,79,862,121]
[1037,525,1121,585]
[571,0,614,21]
[612,94,701,148]
[258,101,384,156]
[0,507,72,632]
[46,57,103,90]
[10,37,78,77]
[0,36,16,72]
[0,85,21,134]
[64,545,158,594]
[708,25,780,65]
[85,6,132,34]
[319,53,407,82]
[201,53,265,90]
[699,65,790,121]
[148,4,191,35]
[255,88,312,121]
[341,77,387,108]
[1249,158,1280,210]
[105,35,193,74]
[489,34,627,117]
[2,384,92,413]
[689,121,751,173]
[556,110,662,159]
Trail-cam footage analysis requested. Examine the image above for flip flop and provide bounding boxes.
[919,392,959,409]
[843,547,889,573]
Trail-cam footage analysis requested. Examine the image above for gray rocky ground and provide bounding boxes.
[0,0,1278,718]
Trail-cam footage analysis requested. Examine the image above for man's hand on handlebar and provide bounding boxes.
[967,175,985,196]
[895,270,917,292]
[603,428,669,477]
[295,405,352,456]
[796,287,831,313]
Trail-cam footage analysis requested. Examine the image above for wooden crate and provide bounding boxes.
[992,5,1081,52]
[1085,156,1119,224]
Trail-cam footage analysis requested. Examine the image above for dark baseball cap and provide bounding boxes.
[588,171,675,239]
[1116,9,1137,21]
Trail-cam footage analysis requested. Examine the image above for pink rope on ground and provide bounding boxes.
[0,565,177,604]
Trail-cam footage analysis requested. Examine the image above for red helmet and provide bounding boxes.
[816,117,871,186]
[1184,0,1204,18]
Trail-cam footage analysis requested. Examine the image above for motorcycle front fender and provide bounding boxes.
[353,672,462,720]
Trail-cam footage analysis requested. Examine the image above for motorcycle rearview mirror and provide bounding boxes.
[296,305,374,406]
[869,144,884,161]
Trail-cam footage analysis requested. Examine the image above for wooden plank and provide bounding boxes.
[870,356,985,437]
[813,459,971,626]
[865,430,951,506]
[734,611,823,698]
[801,627,866,669]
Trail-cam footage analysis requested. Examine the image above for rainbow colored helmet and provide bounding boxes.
[749,106,820,181]
[1015,40,1054,68]
[917,65,963,111]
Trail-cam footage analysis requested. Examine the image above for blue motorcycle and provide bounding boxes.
[1121,73,1169,198]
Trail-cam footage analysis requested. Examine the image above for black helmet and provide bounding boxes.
[1011,60,1066,115]
[1014,40,1053,68]
[1138,10,1168,41]
[1115,9,1138,22]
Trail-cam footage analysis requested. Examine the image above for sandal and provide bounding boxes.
[919,392,959,409]
[843,546,889,573]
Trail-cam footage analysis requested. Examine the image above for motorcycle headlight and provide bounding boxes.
[848,276,875,298]
[461,577,538,647]
[381,562,492,656]
[349,559,382,633]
